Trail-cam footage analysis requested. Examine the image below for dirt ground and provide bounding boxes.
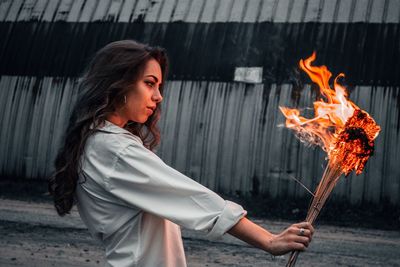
[0,199,399,267]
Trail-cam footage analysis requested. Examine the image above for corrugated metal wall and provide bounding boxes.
[1,0,399,84]
[1,0,399,205]
[1,0,399,23]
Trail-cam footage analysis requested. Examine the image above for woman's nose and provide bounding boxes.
[152,88,163,103]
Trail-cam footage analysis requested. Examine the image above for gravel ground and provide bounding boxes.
[0,199,399,267]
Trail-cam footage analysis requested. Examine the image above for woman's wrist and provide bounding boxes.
[262,233,277,253]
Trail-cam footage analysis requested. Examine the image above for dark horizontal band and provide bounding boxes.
[0,21,399,85]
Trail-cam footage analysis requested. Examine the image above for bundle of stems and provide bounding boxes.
[286,157,343,267]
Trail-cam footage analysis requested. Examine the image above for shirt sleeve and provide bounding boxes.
[105,140,247,240]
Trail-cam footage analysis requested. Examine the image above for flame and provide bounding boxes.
[280,52,380,175]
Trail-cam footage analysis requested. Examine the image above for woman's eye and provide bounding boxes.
[145,81,155,88]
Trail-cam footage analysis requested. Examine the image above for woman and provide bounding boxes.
[49,40,314,267]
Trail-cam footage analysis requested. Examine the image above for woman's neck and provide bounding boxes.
[106,113,127,128]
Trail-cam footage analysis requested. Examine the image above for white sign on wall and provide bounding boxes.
[234,67,263,83]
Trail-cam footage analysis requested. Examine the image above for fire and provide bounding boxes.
[280,52,380,176]
[333,109,381,175]
[282,52,381,267]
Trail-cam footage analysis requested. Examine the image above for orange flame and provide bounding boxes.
[280,52,380,175]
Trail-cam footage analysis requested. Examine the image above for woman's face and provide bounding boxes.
[121,58,163,124]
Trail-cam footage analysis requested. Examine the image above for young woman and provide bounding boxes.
[49,40,314,267]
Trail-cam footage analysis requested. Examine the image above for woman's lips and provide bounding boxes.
[147,107,154,115]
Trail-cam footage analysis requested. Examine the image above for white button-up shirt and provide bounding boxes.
[75,121,247,267]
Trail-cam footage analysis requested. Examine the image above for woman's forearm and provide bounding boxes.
[227,217,274,251]
[227,217,314,256]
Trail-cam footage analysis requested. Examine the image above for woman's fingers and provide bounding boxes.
[301,229,312,241]
[268,222,315,255]
[291,222,314,239]
[293,235,310,247]
[293,221,314,233]
[288,226,312,239]
[287,222,315,249]
[291,242,307,251]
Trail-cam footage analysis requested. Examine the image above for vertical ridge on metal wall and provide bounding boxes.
[0,76,80,178]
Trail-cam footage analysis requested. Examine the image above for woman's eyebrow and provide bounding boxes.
[144,74,159,83]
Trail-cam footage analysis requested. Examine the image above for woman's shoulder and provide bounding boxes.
[86,121,143,155]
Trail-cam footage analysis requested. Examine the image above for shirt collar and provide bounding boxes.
[97,120,143,145]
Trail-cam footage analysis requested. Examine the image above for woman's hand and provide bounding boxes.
[265,222,314,256]
[228,218,314,256]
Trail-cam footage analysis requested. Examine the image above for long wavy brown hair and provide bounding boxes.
[48,40,169,216]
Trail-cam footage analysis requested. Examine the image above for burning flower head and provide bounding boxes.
[280,52,380,176]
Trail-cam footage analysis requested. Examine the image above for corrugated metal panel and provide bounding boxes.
[105,0,124,22]
[320,0,337,23]
[171,0,190,22]
[199,0,217,23]
[304,0,322,22]
[17,0,36,21]
[387,0,400,23]
[214,0,234,23]
[1,76,398,205]
[369,0,387,23]
[353,0,369,22]
[41,0,60,22]
[144,0,164,22]
[66,0,85,22]
[118,0,137,22]
[54,0,74,21]
[0,76,79,179]
[185,0,204,23]
[0,0,13,21]
[2,0,398,23]
[30,0,49,21]
[289,0,306,23]
[4,0,24,21]
[336,0,352,23]
[258,0,278,22]
[230,0,247,22]
[131,0,150,22]
[79,0,97,22]
[243,0,261,23]
[158,0,176,22]
[92,0,111,21]
[274,0,291,23]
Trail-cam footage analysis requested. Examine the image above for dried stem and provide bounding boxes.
[286,158,343,267]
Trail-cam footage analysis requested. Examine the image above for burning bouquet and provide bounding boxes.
[280,53,381,267]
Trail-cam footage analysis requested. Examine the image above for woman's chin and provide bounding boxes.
[137,117,149,124]
[128,115,149,124]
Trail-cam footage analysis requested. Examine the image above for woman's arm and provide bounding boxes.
[227,217,314,256]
